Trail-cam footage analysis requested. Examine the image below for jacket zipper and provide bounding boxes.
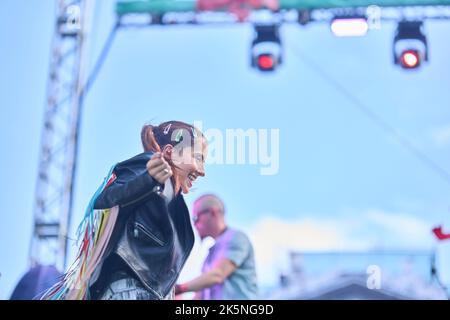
[134,222,165,246]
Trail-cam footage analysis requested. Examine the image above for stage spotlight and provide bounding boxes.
[393,21,428,70]
[251,24,282,72]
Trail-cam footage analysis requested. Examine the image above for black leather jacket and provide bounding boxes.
[88,152,195,299]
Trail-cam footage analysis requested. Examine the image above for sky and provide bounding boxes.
[1,1,450,299]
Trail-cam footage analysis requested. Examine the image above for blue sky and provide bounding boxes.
[1,1,450,299]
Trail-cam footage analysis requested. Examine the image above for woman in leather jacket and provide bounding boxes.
[93,121,208,300]
[43,121,207,300]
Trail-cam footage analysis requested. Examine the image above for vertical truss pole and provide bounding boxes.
[30,0,93,271]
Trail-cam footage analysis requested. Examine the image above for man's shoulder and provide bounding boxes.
[222,228,252,246]
[215,228,255,268]
[229,228,248,238]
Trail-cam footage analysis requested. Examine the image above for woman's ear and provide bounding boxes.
[162,144,173,161]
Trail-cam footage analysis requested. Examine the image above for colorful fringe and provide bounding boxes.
[41,165,119,300]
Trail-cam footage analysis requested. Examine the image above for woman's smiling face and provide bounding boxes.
[164,137,207,194]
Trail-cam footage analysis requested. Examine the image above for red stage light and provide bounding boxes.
[257,54,275,71]
[400,50,420,69]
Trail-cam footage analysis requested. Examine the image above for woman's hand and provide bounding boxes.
[146,152,173,184]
